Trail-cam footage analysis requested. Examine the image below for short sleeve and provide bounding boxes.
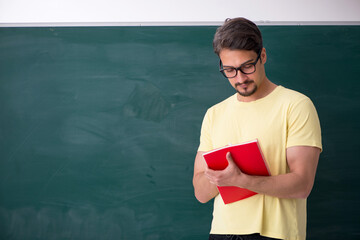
[286,97,322,151]
[198,109,214,152]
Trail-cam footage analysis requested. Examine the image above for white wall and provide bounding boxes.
[0,0,359,26]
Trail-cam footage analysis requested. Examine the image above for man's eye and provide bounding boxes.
[225,68,235,73]
[242,64,253,70]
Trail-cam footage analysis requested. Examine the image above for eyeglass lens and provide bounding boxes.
[222,64,256,78]
[220,50,261,78]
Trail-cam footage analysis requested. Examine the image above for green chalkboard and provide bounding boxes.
[0,26,359,240]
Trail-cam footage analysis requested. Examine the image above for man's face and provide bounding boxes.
[219,48,266,100]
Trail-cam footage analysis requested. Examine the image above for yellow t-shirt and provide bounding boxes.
[198,86,322,240]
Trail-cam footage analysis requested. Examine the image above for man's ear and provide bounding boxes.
[260,47,267,64]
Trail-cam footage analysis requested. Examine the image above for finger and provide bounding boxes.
[205,168,216,177]
[204,171,216,184]
[205,172,218,185]
[205,168,219,180]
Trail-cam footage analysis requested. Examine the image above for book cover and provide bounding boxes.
[202,139,270,204]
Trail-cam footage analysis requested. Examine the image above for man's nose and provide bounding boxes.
[233,70,248,83]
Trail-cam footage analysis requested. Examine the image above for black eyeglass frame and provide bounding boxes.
[219,49,262,78]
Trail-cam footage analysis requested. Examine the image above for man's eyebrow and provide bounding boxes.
[223,58,255,68]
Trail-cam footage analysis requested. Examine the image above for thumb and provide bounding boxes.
[226,152,242,173]
[226,152,235,165]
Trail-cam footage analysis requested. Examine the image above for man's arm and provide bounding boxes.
[193,151,219,203]
[205,146,320,199]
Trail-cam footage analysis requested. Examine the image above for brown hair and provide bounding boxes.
[213,17,263,56]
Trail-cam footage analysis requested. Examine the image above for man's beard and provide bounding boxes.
[235,81,257,97]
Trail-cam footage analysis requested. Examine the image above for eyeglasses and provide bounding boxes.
[219,50,262,78]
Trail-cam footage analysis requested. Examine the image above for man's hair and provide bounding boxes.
[213,17,263,56]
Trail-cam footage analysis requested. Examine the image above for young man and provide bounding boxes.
[193,18,322,240]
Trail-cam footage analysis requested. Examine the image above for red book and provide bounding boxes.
[202,139,270,204]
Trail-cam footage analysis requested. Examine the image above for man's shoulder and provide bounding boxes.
[276,86,311,103]
[208,94,236,112]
